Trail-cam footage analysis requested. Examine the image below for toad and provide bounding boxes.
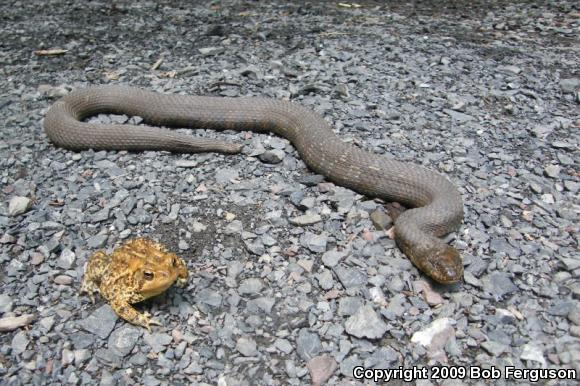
[80,238,188,330]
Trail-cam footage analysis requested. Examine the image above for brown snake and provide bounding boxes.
[44,85,464,284]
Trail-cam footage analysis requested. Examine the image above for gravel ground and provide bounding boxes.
[1,0,579,385]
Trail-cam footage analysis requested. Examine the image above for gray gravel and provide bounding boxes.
[1,0,579,385]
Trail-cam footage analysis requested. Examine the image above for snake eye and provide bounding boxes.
[143,271,155,281]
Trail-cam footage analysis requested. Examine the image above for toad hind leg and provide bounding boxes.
[110,298,162,332]
[80,279,99,303]
[80,251,110,303]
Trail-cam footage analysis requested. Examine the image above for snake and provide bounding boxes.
[43,85,464,284]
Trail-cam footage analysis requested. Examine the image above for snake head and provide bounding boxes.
[427,244,464,284]
[395,228,464,285]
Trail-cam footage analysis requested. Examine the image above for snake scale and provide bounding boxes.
[44,85,464,284]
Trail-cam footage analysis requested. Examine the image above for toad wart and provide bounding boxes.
[80,238,188,330]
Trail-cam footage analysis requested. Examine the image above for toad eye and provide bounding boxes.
[172,257,178,267]
[143,271,155,281]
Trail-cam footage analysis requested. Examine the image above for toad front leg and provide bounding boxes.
[109,297,162,332]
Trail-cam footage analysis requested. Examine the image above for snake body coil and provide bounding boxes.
[44,85,464,283]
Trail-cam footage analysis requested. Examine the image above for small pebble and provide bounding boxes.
[8,196,31,216]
